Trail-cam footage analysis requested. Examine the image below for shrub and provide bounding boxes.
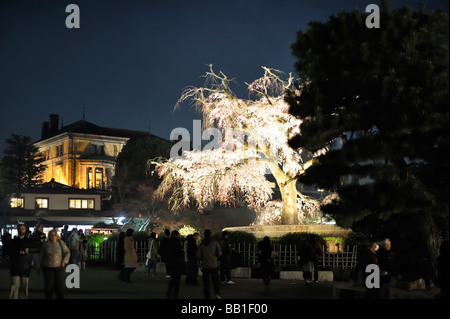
[278,232,327,251]
[179,225,201,238]
[212,230,256,245]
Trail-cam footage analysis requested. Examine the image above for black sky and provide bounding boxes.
[0,0,448,154]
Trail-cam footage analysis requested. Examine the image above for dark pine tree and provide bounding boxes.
[286,2,449,281]
[0,133,44,190]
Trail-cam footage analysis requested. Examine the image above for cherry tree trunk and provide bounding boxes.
[279,179,299,225]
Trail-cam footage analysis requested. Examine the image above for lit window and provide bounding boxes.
[56,145,63,157]
[95,168,103,189]
[69,199,95,209]
[35,198,49,209]
[10,197,24,208]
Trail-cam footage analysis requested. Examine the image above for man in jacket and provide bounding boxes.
[67,228,82,265]
[196,229,222,299]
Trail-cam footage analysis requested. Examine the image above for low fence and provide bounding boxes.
[86,240,358,270]
[229,243,358,270]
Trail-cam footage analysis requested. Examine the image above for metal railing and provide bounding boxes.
[86,240,358,270]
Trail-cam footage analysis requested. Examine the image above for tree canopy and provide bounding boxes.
[111,135,172,203]
[152,66,321,225]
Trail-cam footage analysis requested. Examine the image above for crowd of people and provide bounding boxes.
[2,224,448,300]
[115,229,254,299]
[1,223,87,299]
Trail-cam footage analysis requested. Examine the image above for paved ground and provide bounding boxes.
[0,264,337,300]
[1,263,444,317]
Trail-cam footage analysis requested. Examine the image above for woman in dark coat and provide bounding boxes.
[258,236,273,288]
[298,240,315,285]
[8,224,34,299]
[159,230,184,299]
[116,231,125,270]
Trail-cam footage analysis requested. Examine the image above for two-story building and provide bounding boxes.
[34,114,152,190]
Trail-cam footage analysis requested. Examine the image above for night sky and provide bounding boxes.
[0,0,448,154]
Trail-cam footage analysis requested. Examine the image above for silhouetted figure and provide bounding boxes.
[185,232,200,285]
[1,229,12,261]
[116,231,125,270]
[220,231,234,284]
[378,238,394,299]
[258,236,273,288]
[312,238,322,283]
[30,224,46,269]
[298,240,315,285]
[8,224,34,299]
[158,228,171,278]
[60,225,70,245]
[160,230,184,299]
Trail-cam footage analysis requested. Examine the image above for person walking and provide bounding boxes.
[298,240,315,285]
[120,228,138,283]
[159,230,185,299]
[145,232,160,277]
[37,229,71,299]
[196,229,222,299]
[378,238,394,298]
[363,242,380,298]
[220,231,234,284]
[30,224,46,269]
[1,229,12,262]
[8,224,34,299]
[258,236,274,288]
[67,228,82,265]
[312,238,323,283]
[185,232,200,285]
[60,225,70,245]
[116,231,126,270]
[158,228,171,278]
[78,229,87,270]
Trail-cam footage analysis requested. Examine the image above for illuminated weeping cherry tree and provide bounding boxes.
[151,66,323,225]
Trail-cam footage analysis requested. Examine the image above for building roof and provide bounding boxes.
[58,119,151,139]
[35,115,174,147]
[11,179,108,196]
